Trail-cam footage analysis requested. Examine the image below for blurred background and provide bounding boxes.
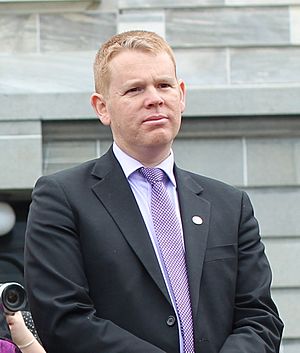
[0,0,299,351]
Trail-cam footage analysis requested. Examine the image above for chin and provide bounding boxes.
[147,134,173,146]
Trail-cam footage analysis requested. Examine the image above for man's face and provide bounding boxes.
[91,49,186,163]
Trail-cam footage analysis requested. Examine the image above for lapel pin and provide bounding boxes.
[192,216,203,225]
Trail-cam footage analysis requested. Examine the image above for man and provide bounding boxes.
[24,30,283,353]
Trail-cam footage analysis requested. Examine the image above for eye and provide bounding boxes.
[125,87,143,94]
[158,83,172,89]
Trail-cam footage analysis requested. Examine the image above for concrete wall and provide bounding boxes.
[0,1,299,351]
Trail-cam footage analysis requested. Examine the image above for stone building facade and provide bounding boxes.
[0,0,299,351]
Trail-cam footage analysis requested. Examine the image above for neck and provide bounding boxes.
[117,143,172,167]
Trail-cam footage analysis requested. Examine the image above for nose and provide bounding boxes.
[144,87,164,108]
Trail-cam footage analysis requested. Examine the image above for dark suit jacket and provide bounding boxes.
[24,147,283,353]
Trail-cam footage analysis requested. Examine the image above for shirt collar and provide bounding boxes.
[112,142,177,187]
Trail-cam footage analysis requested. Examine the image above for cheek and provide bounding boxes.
[168,93,183,108]
[110,111,134,132]
[171,100,184,118]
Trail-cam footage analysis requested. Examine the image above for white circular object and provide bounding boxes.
[192,215,203,225]
[0,202,16,236]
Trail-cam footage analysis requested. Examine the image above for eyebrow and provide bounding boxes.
[121,76,176,90]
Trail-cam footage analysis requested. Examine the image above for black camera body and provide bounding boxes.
[0,282,27,313]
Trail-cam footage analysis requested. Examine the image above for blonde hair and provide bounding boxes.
[93,30,177,96]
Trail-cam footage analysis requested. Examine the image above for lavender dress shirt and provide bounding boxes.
[113,142,186,352]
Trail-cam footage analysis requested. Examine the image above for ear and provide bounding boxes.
[178,79,186,113]
[90,93,111,126]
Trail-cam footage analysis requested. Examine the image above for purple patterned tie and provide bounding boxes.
[140,167,195,353]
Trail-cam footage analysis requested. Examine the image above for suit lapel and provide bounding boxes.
[90,150,211,312]
[91,148,170,303]
[175,166,211,321]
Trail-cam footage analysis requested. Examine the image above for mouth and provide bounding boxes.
[143,114,168,124]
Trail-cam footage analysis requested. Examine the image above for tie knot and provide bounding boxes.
[139,167,166,185]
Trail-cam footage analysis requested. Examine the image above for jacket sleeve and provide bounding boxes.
[219,191,284,353]
[24,175,166,353]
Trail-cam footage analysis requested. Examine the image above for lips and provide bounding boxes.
[143,114,168,122]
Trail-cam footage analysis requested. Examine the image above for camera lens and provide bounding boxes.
[7,289,19,305]
[0,282,27,312]
[5,286,25,310]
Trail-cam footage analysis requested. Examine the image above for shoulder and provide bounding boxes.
[175,167,250,216]
[36,147,118,186]
[176,166,243,196]
[42,158,98,182]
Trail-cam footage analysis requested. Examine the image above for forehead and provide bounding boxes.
[108,50,176,80]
